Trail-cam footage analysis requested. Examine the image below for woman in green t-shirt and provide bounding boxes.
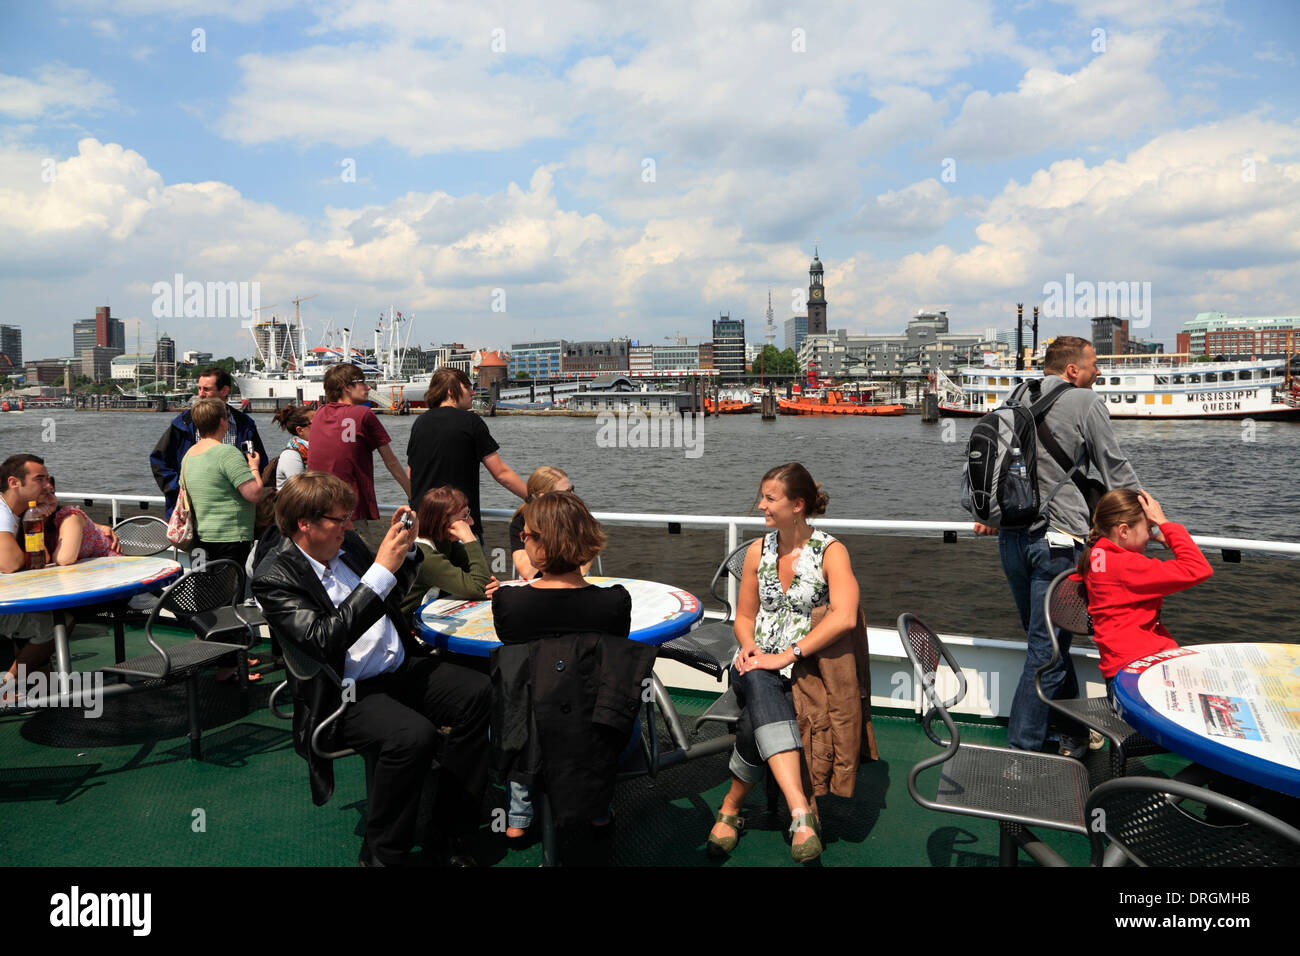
[181,398,269,679]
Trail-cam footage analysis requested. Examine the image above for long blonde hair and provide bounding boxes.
[512,466,571,522]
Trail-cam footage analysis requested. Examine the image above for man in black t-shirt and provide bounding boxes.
[407,368,526,537]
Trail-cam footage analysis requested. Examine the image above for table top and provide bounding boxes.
[1114,642,1300,797]
[417,576,703,657]
[0,555,183,613]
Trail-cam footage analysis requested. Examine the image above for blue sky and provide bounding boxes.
[2,0,1298,362]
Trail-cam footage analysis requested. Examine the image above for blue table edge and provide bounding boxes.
[1114,664,1300,798]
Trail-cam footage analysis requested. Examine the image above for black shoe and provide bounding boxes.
[1057,734,1088,759]
[424,833,477,867]
[357,841,387,867]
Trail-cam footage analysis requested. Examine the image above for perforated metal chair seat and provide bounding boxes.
[693,685,741,732]
[1088,777,1300,867]
[658,621,737,682]
[930,743,1091,833]
[1054,696,1163,757]
[102,639,248,681]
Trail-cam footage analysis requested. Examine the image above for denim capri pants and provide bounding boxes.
[728,666,802,784]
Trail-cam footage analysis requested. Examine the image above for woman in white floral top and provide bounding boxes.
[706,463,859,863]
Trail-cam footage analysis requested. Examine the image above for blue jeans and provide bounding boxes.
[729,667,802,784]
[1000,529,1086,751]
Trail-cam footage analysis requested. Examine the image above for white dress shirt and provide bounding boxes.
[295,544,405,682]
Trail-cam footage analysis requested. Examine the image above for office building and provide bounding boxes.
[0,325,21,371]
[711,313,746,378]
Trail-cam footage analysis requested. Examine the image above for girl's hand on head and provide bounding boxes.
[1138,490,1167,526]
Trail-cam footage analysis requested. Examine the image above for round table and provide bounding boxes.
[0,555,183,679]
[417,576,703,657]
[1113,642,1300,797]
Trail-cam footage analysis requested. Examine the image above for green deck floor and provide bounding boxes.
[1,621,1190,867]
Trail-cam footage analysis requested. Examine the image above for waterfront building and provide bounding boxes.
[0,324,21,371]
[711,313,745,378]
[81,345,120,383]
[155,334,176,387]
[183,350,213,366]
[508,340,563,379]
[796,310,994,376]
[72,306,125,357]
[785,315,808,354]
[475,350,509,390]
[562,338,630,373]
[427,343,475,375]
[1092,316,1129,356]
[698,341,713,369]
[24,358,73,386]
[654,344,700,371]
[1178,312,1300,355]
[629,345,654,373]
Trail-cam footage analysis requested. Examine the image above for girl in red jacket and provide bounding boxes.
[1078,489,1213,695]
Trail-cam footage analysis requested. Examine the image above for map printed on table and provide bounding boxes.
[0,556,182,612]
[418,576,702,650]
[1120,643,1300,779]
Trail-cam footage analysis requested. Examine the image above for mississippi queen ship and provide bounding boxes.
[934,353,1300,420]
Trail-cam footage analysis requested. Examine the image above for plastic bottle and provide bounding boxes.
[1009,447,1027,480]
[23,500,47,570]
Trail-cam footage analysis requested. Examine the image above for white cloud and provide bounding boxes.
[934,32,1172,161]
[845,179,985,239]
[0,64,116,119]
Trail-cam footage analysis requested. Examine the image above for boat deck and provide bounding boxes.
[2,619,1192,868]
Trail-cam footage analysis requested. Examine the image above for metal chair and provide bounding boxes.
[1035,569,1164,777]
[898,612,1092,866]
[96,516,179,662]
[269,635,360,762]
[100,559,258,759]
[659,537,758,684]
[1087,776,1300,866]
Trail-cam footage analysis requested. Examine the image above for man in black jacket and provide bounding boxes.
[252,471,489,866]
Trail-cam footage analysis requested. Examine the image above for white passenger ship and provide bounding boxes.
[935,354,1300,420]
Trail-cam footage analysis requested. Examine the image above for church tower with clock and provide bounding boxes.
[807,247,827,334]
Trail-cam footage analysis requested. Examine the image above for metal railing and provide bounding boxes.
[67,490,1300,614]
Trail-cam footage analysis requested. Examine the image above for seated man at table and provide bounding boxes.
[252,471,490,866]
[0,454,59,690]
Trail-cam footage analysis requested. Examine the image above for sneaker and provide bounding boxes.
[1088,730,1106,751]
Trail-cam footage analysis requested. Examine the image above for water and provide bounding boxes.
[4,408,1297,644]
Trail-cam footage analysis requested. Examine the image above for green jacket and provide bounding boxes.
[401,538,491,619]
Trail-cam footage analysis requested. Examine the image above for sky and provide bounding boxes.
[1,0,1298,363]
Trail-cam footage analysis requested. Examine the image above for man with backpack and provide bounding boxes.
[967,336,1141,757]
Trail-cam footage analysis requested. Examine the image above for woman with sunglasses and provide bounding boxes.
[491,491,632,841]
[400,486,497,620]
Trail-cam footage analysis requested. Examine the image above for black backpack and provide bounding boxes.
[961,380,1103,530]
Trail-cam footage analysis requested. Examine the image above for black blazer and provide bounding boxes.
[490,631,655,825]
[252,532,424,805]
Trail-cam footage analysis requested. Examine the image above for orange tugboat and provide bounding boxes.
[777,365,906,416]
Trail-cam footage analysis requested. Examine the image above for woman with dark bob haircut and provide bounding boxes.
[706,462,860,863]
[490,491,629,839]
[400,485,495,619]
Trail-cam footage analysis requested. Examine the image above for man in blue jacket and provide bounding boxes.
[149,368,267,517]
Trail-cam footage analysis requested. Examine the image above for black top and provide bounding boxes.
[407,406,500,530]
[492,583,631,645]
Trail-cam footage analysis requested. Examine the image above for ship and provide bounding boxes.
[232,306,431,409]
[934,354,1300,420]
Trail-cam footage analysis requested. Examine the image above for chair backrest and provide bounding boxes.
[896,613,967,748]
[1086,776,1300,866]
[708,537,762,619]
[159,559,246,625]
[1046,569,1092,638]
[113,515,174,557]
[275,631,342,688]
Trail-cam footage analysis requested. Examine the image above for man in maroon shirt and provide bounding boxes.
[308,364,412,549]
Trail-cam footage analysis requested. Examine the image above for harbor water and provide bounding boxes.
[4,408,1297,647]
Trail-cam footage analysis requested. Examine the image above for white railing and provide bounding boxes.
[66,490,1300,615]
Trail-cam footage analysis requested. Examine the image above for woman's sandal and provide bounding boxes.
[706,810,744,857]
[789,809,823,863]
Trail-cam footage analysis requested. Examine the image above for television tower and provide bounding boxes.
[764,290,776,347]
